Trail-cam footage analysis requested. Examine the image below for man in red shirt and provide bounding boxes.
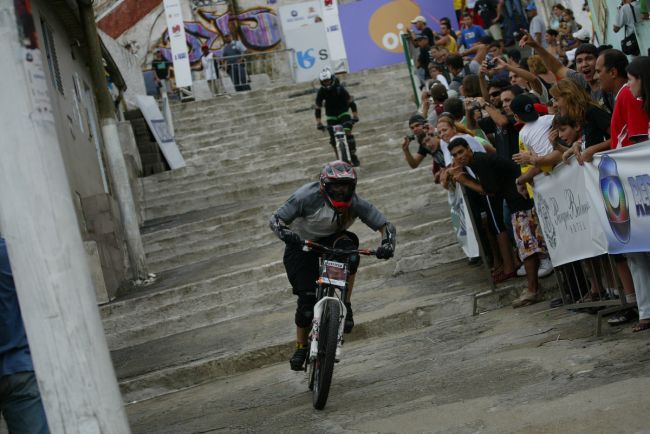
[610,85,649,149]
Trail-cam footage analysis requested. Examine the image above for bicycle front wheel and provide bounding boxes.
[337,139,351,164]
[312,299,340,410]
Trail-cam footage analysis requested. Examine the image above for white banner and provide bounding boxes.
[585,141,650,254]
[164,0,192,88]
[533,159,608,266]
[136,95,186,170]
[320,0,348,73]
[448,184,479,259]
[279,2,331,83]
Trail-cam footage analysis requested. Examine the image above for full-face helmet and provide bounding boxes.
[320,160,357,211]
[319,67,335,89]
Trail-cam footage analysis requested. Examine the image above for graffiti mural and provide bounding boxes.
[157,6,282,69]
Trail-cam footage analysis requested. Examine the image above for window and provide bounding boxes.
[40,18,64,95]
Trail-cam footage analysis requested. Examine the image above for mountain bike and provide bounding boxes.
[301,239,376,410]
[318,119,358,165]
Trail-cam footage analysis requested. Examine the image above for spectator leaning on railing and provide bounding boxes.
[448,138,547,307]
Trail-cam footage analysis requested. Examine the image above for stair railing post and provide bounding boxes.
[78,0,148,280]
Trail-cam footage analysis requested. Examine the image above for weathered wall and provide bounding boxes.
[97,0,287,70]
[32,0,129,299]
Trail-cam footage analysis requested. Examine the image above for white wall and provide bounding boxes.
[33,1,108,201]
[99,29,147,108]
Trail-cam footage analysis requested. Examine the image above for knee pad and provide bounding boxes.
[295,292,316,328]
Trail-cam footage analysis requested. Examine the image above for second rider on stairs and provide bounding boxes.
[315,68,361,167]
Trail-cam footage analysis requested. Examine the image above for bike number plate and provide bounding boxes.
[321,260,348,288]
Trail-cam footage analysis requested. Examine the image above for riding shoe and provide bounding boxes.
[344,302,354,333]
[289,346,308,371]
[350,154,361,167]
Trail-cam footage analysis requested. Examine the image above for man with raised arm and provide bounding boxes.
[518,29,604,107]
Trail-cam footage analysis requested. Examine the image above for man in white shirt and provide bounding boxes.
[201,44,219,96]
[509,94,561,195]
[526,2,547,48]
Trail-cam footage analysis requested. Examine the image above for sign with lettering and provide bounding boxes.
[449,183,479,259]
[279,2,330,82]
[534,159,607,266]
[585,141,650,254]
[164,0,193,87]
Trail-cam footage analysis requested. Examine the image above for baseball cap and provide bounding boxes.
[510,94,539,123]
[411,15,426,24]
[526,2,537,11]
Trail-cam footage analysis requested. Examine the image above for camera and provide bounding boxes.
[407,134,416,142]
[485,53,495,69]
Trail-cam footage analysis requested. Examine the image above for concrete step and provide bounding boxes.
[172,103,413,150]
[113,259,483,403]
[139,148,406,212]
[141,176,444,260]
[171,89,413,132]
[105,228,460,351]
[140,178,432,262]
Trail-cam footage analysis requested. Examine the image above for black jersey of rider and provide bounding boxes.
[315,84,353,117]
[273,182,387,240]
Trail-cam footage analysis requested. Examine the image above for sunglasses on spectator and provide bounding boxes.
[489,90,501,97]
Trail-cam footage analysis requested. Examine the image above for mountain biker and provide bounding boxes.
[269,161,396,371]
[315,68,361,167]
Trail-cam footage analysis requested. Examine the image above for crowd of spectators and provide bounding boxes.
[405,1,650,328]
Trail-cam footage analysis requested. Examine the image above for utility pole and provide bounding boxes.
[0,1,131,432]
[78,0,148,280]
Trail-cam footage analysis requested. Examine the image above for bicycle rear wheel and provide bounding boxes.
[312,299,340,410]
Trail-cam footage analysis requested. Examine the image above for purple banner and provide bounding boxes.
[340,0,456,72]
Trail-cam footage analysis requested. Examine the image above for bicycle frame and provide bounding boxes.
[319,120,357,165]
[304,241,375,361]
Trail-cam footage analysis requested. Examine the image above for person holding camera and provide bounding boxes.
[401,114,445,183]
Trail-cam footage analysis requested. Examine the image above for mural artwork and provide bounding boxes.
[156,6,282,68]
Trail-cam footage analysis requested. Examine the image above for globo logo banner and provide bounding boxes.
[585,141,650,254]
[339,0,456,72]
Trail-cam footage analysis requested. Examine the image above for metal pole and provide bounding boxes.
[0,2,131,432]
[401,33,421,108]
[78,0,148,280]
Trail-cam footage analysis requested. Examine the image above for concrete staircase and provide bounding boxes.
[100,64,490,404]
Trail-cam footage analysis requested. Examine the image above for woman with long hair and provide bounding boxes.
[627,56,650,119]
[550,78,611,164]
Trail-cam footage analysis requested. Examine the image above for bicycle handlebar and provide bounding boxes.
[304,240,375,256]
[317,118,358,132]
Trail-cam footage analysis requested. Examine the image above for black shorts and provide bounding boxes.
[283,231,359,296]
[484,195,507,236]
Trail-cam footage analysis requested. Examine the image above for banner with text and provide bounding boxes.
[585,141,650,254]
[339,0,456,72]
[533,159,608,266]
[164,0,192,87]
[321,0,348,73]
[279,2,330,83]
